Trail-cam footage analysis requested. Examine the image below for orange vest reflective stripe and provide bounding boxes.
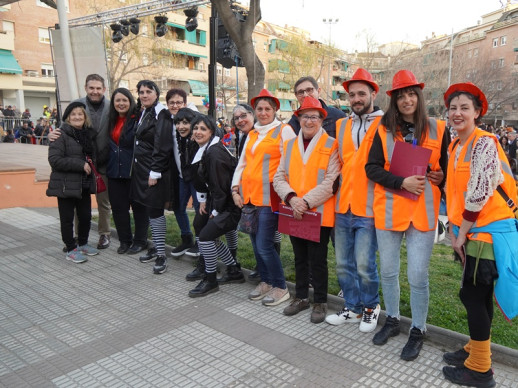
[283,132,337,227]
[373,118,446,231]
[446,128,517,243]
[241,123,284,206]
[335,116,381,216]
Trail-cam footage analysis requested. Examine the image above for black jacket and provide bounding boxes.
[106,115,138,179]
[130,105,175,209]
[288,98,346,138]
[46,123,96,198]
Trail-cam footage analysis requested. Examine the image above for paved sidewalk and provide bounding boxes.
[0,207,517,388]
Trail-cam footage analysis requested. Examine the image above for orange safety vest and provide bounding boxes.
[373,118,446,232]
[282,132,337,227]
[241,123,284,206]
[446,128,517,243]
[335,116,381,216]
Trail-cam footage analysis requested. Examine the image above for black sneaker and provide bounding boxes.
[127,243,147,255]
[153,255,167,274]
[117,242,131,254]
[443,366,496,388]
[372,316,400,346]
[400,327,425,361]
[170,235,194,258]
[139,247,157,263]
[443,348,470,367]
[185,243,200,257]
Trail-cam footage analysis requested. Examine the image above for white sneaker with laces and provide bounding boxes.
[325,307,362,325]
[359,304,381,333]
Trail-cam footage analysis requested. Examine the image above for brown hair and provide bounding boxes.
[65,106,92,128]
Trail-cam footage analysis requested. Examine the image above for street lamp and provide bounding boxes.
[323,18,339,103]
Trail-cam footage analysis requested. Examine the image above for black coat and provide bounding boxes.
[106,115,138,179]
[193,140,241,229]
[46,123,96,198]
[130,105,175,209]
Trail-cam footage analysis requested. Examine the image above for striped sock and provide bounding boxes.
[215,240,235,266]
[149,216,166,256]
[274,230,281,244]
[225,230,238,251]
[199,240,218,273]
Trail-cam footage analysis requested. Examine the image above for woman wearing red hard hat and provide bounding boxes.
[231,89,296,306]
[273,96,341,324]
[365,70,449,361]
[442,82,518,387]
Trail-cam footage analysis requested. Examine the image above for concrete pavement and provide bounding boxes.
[0,206,517,387]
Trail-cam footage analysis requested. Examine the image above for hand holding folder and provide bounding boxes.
[277,204,321,242]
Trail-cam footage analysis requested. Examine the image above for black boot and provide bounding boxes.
[188,272,219,298]
[218,264,246,284]
[139,247,157,263]
[442,366,495,388]
[248,266,261,283]
[186,255,206,281]
[372,316,400,346]
[400,327,425,361]
[171,234,194,258]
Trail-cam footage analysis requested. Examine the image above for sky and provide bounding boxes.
[257,0,507,52]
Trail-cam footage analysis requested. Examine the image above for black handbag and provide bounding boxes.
[238,204,258,234]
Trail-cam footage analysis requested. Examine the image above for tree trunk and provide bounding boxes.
[211,0,265,102]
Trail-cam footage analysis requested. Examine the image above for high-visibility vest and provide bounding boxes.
[335,116,381,216]
[373,118,446,232]
[241,123,284,206]
[446,128,517,243]
[282,132,337,227]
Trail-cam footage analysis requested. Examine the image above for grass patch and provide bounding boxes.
[102,211,518,349]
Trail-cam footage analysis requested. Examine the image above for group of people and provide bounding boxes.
[45,70,517,388]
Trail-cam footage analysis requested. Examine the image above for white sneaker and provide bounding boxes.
[359,304,380,333]
[325,307,362,325]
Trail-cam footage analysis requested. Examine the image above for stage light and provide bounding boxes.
[110,23,123,43]
[120,19,130,36]
[184,6,198,32]
[129,18,140,35]
[154,15,168,37]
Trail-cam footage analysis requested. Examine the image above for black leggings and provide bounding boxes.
[459,279,494,341]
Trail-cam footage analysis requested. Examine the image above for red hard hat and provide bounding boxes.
[444,82,488,116]
[250,88,280,111]
[294,96,327,119]
[343,68,379,93]
[387,70,424,96]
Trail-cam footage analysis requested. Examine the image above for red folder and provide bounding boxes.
[277,204,321,242]
[387,141,432,201]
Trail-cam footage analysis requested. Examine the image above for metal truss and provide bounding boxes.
[68,0,210,28]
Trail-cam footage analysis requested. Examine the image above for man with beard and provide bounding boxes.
[325,68,384,333]
[288,76,346,138]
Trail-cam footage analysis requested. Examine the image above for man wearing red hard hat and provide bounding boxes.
[325,68,384,333]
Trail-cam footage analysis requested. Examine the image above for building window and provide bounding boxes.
[38,28,50,44]
[2,20,14,33]
[468,49,472,58]
[501,36,507,45]
[473,48,479,57]
[198,63,204,71]
[491,60,497,69]
[121,53,128,64]
[493,38,498,47]
[497,81,503,90]
[217,65,222,76]
[141,24,148,36]
[499,58,505,68]
[142,54,149,66]
[224,68,231,76]
[41,64,54,77]
[119,79,129,88]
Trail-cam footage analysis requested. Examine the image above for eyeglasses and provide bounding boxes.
[233,113,249,122]
[300,114,321,122]
[295,87,315,97]
[168,101,184,107]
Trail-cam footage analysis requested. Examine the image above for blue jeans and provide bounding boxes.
[376,223,435,331]
[174,177,199,236]
[250,206,286,289]
[335,211,379,313]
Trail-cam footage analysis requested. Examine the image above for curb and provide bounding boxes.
[94,221,518,369]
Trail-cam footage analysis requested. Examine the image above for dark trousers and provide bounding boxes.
[58,189,92,252]
[459,278,494,341]
[289,227,331,303]
[108,178,149,245]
